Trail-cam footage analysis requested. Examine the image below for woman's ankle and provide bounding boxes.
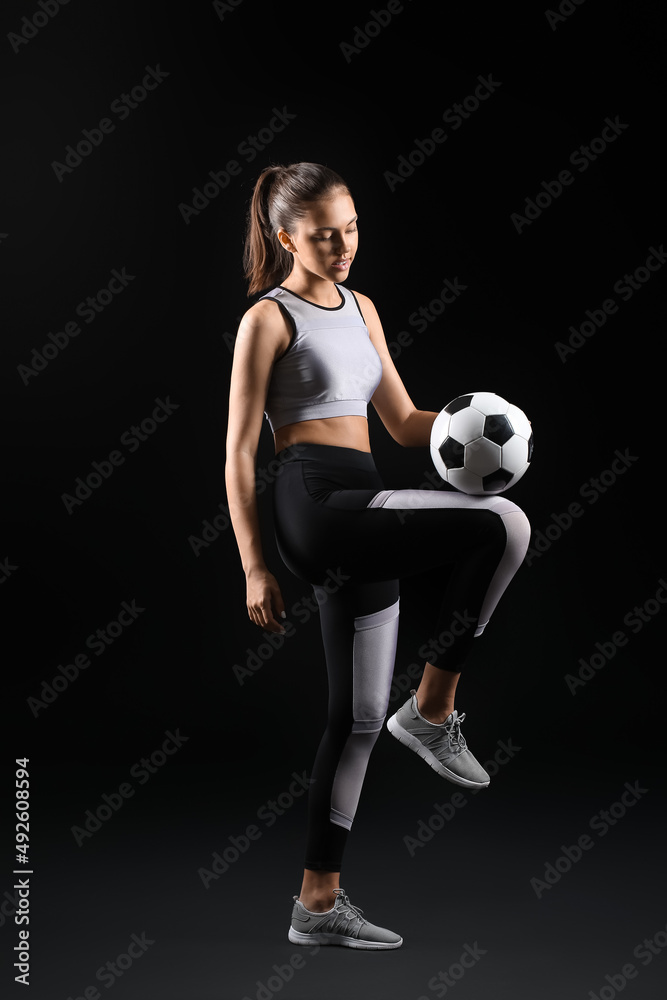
[415,692,454,724]
[298,892,336,912]
[298,872,341,912]
[299,896,334,913]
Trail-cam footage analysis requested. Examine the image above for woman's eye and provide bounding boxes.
[315,228,357,241]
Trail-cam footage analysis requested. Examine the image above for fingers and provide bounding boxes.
[260,606,286,634]
[245,570,288,635]
[247,593,286,635]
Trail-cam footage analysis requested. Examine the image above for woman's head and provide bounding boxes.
[243,162,354,296]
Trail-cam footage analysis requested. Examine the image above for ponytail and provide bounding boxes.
[243,162,350,297]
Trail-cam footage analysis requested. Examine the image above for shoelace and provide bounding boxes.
[425,712,468,760]
[448,712,468,751]
[327,889,367,936]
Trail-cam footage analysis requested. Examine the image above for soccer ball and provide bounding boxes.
[430,391,533,495]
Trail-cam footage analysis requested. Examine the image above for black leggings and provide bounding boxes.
[272,444,531,872]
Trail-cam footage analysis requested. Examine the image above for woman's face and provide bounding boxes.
[279,190,359,283]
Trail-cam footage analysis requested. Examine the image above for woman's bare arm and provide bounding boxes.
[225,301,290,634]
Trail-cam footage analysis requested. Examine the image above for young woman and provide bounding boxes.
[226,162,531,949]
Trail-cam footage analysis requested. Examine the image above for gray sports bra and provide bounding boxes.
[258,284,383,434]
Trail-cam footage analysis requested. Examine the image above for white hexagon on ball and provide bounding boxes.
[470,392,510,416]
[506,403,532,440]
[448,406,486,444]
[501,434,529,475]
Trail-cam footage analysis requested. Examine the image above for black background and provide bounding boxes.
[3,1,666,998]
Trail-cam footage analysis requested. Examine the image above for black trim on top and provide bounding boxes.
[258,298,297,361]
[348,288,366,322]
[278,284,345,310]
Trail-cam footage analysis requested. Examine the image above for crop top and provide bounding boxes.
[258,284,384,434]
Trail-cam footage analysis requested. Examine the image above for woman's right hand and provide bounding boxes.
[245,566,287,634]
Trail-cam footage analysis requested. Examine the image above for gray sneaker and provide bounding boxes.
[387,689,490,789]
[288,888,403,949]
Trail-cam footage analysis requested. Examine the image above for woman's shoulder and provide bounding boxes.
[236,295,292,358]
[348,289,381,328]
[349,288,372,307]
[240,294,288,329]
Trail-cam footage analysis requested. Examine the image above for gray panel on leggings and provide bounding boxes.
[330,732,379,830]
[351,598,400,730]
[329,599,400,830]
[476,507,531,629]
[366,488,531,639]
[367,489,518,513]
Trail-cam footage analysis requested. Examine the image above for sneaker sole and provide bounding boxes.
[386,715,490,789]
[288,927,402,949]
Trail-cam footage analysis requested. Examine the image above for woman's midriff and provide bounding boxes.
[273,415,371,456]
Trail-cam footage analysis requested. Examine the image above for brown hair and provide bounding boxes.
[243,162,351,296]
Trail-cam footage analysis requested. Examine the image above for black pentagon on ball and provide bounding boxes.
[444,394,474,416]
[483,468,514,491]
[527,431,534,462]
[484,413,513,445]
[438,436,465,469]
